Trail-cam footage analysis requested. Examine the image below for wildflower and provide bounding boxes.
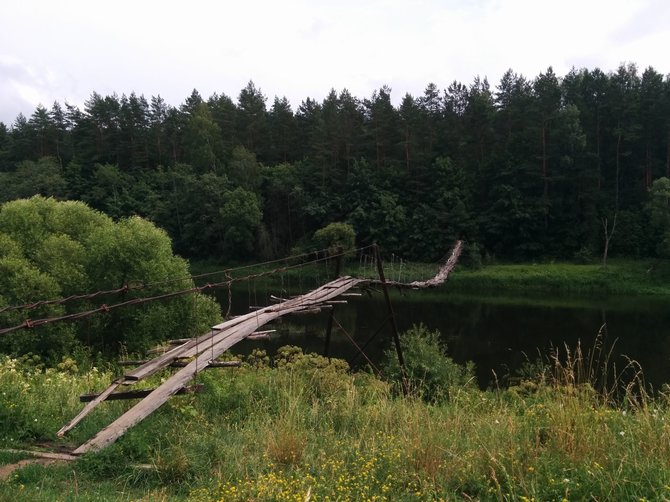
[619,431,625,436]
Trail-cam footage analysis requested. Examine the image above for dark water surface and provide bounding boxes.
[215,283,670,389]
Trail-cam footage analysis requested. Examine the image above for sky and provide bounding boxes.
[1,0,669,125]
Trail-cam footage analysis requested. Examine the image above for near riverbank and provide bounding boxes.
[1,333,669,501]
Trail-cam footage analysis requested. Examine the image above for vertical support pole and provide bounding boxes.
[374,243,408,394]
[323,247,343,358]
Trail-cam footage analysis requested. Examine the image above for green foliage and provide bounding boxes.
[0,157,67,203]
[383,324,475,402]
[220,187,262,257]
[274,345,350,373]
[0,196,221,360]
[647,177,670,256]
[312,221,356,254]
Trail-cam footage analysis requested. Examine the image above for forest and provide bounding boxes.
[0,63,669,263]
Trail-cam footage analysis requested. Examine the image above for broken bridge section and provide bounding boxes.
[59,241,462,455]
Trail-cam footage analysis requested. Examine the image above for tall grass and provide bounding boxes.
[2,336,670,500]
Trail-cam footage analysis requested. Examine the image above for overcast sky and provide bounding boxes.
[1,0,669,125]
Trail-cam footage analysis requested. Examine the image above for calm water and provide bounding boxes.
[215,283,670,389]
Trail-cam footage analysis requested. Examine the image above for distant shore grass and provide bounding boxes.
[448,259,670,296]
[190,257,670,297]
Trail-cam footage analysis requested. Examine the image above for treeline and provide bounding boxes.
[0,63,669,262]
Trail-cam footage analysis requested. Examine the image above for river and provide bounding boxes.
[214,282,670,390]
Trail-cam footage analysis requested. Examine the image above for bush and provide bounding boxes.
[383,324,475,402]
[312,222,356,255]
[0,196,221,361]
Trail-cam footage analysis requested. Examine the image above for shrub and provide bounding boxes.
[0,196,221,361]
[312,222,356,255]
[383,324,475,402]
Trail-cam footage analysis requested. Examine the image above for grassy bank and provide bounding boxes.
[191,257,670,298]
[448,259,670,297]
[2,339,670,501]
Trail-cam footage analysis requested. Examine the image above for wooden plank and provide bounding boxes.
[246,333,271,341]
[118,360,241,368]
[124,328,222,381]
[168,338,193,345]
[1,449,78,462]
[80,384,204,402]
[56,379,124,437]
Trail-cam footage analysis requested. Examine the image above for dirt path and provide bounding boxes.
[0,449,77,481]
[0,458,60,481]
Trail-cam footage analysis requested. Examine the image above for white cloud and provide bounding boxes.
[0,0,668,124]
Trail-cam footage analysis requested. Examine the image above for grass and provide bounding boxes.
[447,259,670,297]
[191,256,670,299]
[2,333,670,501]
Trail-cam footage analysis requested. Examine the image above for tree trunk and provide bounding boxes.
[646,143,652,188]
[615,124,622,208]
[404,127,410,172]
[602,213,617,269]
[542,120,549,228]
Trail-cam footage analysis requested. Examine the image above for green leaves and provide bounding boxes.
[220,188,262,257]
[312,222,356,254]
[0,196,221,360]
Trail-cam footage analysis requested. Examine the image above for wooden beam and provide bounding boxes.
[118,360,241,368]
[168,338,193,345]
[251,330,276,335]
[1,449,78,462]
[80,384,204,402]
[246,333,270,341]
[57,379,124,437]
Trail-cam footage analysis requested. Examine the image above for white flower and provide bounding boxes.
[619,431,625,436]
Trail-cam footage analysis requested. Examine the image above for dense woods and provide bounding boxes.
[1,64,669,262]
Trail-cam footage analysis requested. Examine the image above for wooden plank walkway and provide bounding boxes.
[61,241,462,455]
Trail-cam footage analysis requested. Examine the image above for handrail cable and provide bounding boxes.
[0,246,367,337]
[0,245,371,315]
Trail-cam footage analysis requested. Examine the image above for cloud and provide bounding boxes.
[0,0,667,124]
[0,57,44,124]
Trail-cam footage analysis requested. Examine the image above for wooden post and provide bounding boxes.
[324,247,343,357]
[373,243,407,393]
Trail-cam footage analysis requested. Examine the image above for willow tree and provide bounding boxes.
[0,196,221,361]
